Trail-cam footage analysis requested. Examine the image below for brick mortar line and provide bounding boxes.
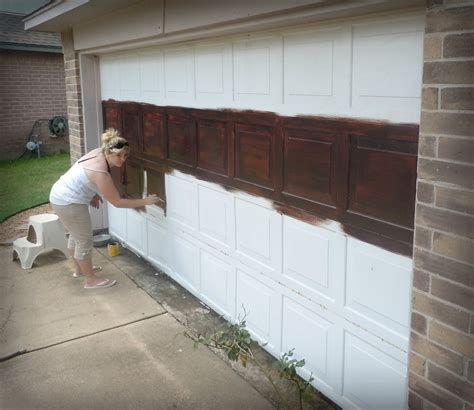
[424,312,471,343]
[411,265,434,286]
[419,133,474,141]
[413,244,474,270]
[412,288,473,315]
[408,389,437,409]
[417,159,474,174]
[420,366,472,400]
[417,154,474,167]
[418,228,473,249]
[422,83,474,87]
[416,201,474,219]
[421,108,474,114]
[409,328,466,363]
[424,357,467,381]
[425,29,474,38]
[407,371,441,407]
[422,85,474,90]
[416,224,474,245]
[424,57,474,62]
[423,360,474,396]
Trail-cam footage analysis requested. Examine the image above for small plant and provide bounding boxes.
[273,349,315,409]
[185,309,318,409]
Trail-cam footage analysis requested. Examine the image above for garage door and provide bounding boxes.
[101,11,423,409]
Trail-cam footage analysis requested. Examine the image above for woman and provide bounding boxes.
[50,128,159,289]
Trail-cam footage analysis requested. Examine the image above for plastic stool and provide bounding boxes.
[12,214,69,269]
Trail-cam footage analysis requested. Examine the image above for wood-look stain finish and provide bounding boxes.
[121,102,142,153]
[103,100,419,256]
[143,105,166,159]
[125,159,143,199]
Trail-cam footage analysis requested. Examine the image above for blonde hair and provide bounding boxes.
[101,128,129,153]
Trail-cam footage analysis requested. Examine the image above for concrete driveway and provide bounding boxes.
[0,246,273,409]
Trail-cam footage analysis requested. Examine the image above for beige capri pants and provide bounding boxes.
[51,203,93,260]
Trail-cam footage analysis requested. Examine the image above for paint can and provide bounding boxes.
[107,241,120,257]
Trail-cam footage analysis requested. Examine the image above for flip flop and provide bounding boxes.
[73,266,102,278]
[84,279,117,289]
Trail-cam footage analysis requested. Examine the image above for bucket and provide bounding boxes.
[107,241,120,257]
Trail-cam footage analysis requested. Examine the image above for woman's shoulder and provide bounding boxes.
[79,148,102,161]
[80,149,109,173]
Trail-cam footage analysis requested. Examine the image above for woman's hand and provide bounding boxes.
[143,194,160,206]
[90,194,103,209]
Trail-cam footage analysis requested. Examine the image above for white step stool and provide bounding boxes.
[12,213,69,269]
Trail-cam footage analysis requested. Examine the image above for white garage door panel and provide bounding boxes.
[282,216,345,307]
[171,235,199,291]
[198,184,234,251]
[164,48,194,103]
[138,51,164,104]
[233,37,282,108]
[342,332,407,410]
[235,197,281,276]
[107,204,127,242]
[119,55,140,100]
[167,174,198,231]
[345,238,412,348]
[147,219,170,273]
[100,56,120,100]
[126,209,146,256]
[351,15,424,120]
[200,249,235,318]
[283,26,350,110]
[236,268,280,352]
[195,43,233,104]
[281,296,336,392]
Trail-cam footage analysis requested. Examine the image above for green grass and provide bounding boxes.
[0,153,70,222]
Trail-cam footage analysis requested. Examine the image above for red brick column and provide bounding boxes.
[61,29,84,163]
[408,1,474,409]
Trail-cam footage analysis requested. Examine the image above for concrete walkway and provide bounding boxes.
[0,245,274,409]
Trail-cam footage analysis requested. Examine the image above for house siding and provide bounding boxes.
[408,1,474,409]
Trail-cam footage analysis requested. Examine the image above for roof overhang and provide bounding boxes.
[23,0,138,32]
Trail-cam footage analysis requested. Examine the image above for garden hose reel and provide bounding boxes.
[48,116,68,137]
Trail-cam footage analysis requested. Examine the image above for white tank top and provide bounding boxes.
[49,160,101,205]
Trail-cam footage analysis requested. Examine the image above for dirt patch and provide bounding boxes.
[0,203,54,245]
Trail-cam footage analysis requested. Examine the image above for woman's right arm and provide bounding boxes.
[92,172,159,208]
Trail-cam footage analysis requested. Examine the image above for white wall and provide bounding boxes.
[99,11,424,123]
[109,171,413,409]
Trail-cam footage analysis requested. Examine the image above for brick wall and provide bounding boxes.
[0,50,68,160]
[61,29,84,164]
[409,1,474,409]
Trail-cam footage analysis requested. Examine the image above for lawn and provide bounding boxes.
[0,153,70,222]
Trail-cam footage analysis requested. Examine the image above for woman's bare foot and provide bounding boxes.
[73,265,102,278]
[84,278,116,289]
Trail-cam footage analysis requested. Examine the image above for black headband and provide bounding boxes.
[105,141,129,150]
